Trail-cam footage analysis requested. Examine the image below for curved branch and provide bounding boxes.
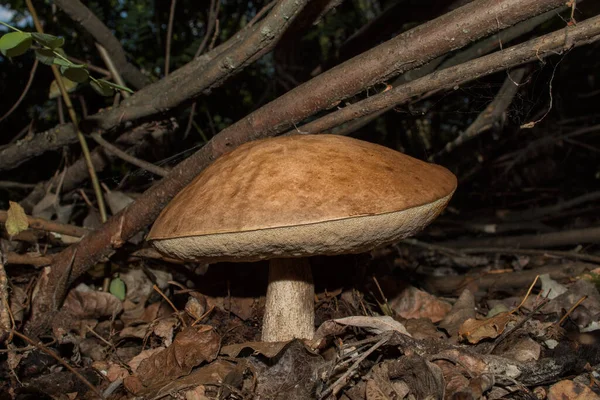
[53,0,149,90]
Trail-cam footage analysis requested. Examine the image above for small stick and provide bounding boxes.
[153,284,186,327]
[319,332,391,399]
[91,133,169,177]
[10,330,104,399]
[0,210,90,238]
[558,295,587,326]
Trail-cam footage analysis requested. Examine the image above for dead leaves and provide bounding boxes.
[124,325,220,394]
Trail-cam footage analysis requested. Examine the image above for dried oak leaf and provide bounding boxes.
[458,312,515,344]
[134,325,220,390]
[62,284,123,319]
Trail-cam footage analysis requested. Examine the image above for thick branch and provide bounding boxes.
[26,0,576,336]
[0,123,77,172]
[53,0,149,90]
[291,17,600,136]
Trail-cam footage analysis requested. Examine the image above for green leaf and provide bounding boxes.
[31,32,64,49]
[90,79,115,96]
[60,64,89,83]
[5,201,29,237]
[0,31,32,57]
[109,276,126,301]
[35,48,57,65]
[49,76,78,99]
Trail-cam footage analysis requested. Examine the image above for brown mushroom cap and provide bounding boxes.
[148,134,456,262]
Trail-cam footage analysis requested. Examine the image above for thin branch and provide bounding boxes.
[91,133,169,177]
[10,330,103,399]
[95,43,130,98]
[53,0,149,89]
[20,120,176,212]
[290,17,600,136]
[432,66,529,160]
[0,210,89,237]
[0,59,39,124]
[165,0,177,76]
[0,181,37,190]
[5,253,53,268]
[442,226,600,249]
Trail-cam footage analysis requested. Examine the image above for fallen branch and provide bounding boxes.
[442,226,600,249]
[424,262,591,294]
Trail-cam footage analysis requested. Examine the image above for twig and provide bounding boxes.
[0,210,89,237]
[0,181,37,190]
[0,256,12,342]
[153,284,186,327]
[0,59,39,123]
[10,330,104,399]
[5,253,52,268]
[460,247,600,265]
[487,298,549,354]
[401,239,600,265]
[95,44,130,98]
[165,0,177,76]
[558,295,587,326]
[53,0,148,89]
[319,332,391,399]
[432,66,528,160]
[289,17,600,137]
[441,226,600,249]
[91,133,169,177]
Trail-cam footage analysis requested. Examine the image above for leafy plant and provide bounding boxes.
[0,20,133,96]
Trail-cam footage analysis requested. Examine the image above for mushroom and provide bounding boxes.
[147,134,456,342]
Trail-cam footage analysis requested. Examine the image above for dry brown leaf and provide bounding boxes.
[153,360,236,399]
[547,380,600,400]
[135,325,220,390]
[5,201,29,237]
[62,284,123,319]
[152,317,178,346]
[128,347,165,373]
[206,295,256,320]
[439,289,476,337]
[458,312,515,344]
[389,285,451,323]
[366,378,391,400]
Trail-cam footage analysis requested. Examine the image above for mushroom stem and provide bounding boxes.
[261,258,314,342]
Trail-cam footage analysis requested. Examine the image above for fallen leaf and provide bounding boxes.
[62,284,123,319]
[458,312,515,344]
[333,316,411,336]
[548,380,600,400]
[135,325,220,390]
[5,201,29,237]
[439,289,476,337]
[389,285,452,323]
